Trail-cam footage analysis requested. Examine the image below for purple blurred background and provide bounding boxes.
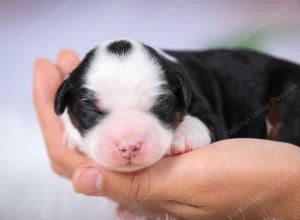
[0,1,300,219]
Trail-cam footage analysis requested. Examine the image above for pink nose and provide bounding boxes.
[118,141,142,159]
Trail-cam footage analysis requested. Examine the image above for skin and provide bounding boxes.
[33,49,300,220]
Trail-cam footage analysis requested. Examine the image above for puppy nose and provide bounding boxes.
[118,141,142,159]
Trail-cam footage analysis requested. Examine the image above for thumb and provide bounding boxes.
[71,155,195,201]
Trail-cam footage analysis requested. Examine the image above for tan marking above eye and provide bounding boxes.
[96,99,103,111]
[69,112,82,133]
[173,111,183,129]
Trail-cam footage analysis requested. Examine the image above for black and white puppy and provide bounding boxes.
[55,39,300,172]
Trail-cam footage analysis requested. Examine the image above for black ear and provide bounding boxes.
[54,47,97,115]
[54,78,72,115]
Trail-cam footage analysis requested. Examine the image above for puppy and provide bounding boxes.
[55,38,300,173]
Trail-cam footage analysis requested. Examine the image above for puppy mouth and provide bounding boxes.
[116,157,149,167]
[116,153,167,172]
[104,152,165,172]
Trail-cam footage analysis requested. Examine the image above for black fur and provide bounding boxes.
[55,48,107,135]
[165,49,300,146]
[144,45,188,129]
[144,45,228,141]
[54,42,300,146]
[107,40,132,56]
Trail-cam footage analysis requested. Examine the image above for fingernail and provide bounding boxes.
[74,168,102,194]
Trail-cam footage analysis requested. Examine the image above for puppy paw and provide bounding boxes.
[170,136,193,155]
[168,115,211,156]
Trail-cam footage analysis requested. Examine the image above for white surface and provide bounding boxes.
[0,1,300,219]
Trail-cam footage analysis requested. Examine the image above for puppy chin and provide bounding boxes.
[98,162,155,173]
[85,134,172,172]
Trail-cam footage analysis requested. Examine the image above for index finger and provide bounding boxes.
[56,49,80,77]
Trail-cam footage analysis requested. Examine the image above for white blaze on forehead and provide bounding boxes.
[85,39,168,112]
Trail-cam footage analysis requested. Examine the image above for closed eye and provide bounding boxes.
[98,110,108,116]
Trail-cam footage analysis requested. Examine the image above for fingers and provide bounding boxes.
[56,49,80,77]
[33,58,63,109]
[33,57,86,178]
[71,138,300,219]
[71,151,207,202]
[72,139,279,201]
[72,159,208,219]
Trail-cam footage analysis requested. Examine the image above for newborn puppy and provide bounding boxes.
[54,39,223,172]
[55,38,300,172]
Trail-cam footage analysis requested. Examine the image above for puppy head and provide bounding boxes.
[55,39,188,172]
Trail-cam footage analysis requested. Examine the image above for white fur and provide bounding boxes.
[266,117,272,136]
[85,39,168,112]
[154,48,178,63]
[61,110,82,151]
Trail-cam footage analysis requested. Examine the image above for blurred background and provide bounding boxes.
[0,0,300,219]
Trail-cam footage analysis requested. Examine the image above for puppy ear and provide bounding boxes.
[54,47,97,115]
[54,77,72,115]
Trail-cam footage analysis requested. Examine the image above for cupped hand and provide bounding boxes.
[33,50,300,220]
[72,139,300,219]
[33,49,87,178]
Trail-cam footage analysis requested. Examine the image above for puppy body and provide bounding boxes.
[55,39,300,172]
[167,49,300,144]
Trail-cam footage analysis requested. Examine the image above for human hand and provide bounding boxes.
[33,50,300,219]
[72,139,300,220]
[33,49,88,178]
